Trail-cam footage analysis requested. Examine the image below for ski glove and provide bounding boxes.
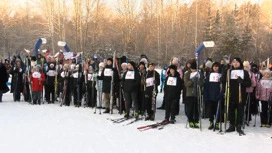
[237,76,243,83]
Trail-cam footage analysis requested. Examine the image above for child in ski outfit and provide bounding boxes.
[31,66,45,105]
[184,60,203,128]
[243,61,257,124]
[163,65,182,123]
[255,69,272,127]
[203,62,222,130]
[96,62,104,108]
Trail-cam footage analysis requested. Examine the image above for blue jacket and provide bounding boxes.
[203,72,222,102]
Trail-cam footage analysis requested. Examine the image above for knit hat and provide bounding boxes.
[107,58,113,63]
[128,61,136,68]
[139,61,146,67]
[262,69,271,75]
[190,60,197,69]
[99,62,104,68]
[121,62,127,66]
[168,64,177,71]
[243,61,250,68]
[233,57,243,68]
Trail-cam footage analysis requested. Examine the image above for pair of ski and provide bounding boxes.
[137,120,170,131]
[108,117,142,125]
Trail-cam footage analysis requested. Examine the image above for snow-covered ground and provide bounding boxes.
[0,92,271,153]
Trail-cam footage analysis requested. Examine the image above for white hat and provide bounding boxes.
[243,61,250,68]
[121,63,127,66]
[50,63,54,67]
[99,62,104,68]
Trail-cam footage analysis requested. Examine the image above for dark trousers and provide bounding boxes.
[165,98,177,120]
[260,101,272,125]
[144,92,155,117]
[186,97,199,122]
[0,90,3,102]
[207,101,219,123]
[46,85,55,103]
[32,91,41,104]
[87,87,97,107]
[228,102,244,125]
[125,91,138,115]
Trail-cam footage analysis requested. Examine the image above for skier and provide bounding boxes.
[31,66,45,105]
[160,64,167,93]
[255,69,272,127]
[10,59,24,101]
[138,61,147,115]
[243,61,257,125]
[222,57,251,135]
[97,58,118,113]
[203,62,222,130]
[0,61,9,102]
[45,63,57,104]
[144,63,160,120]
[184,59,203,128]
[118,62,127,114]
[96,62,104,108]
[71,64,84,107]
[122,61,141,119]
[163,65,182,123]
[86,65,97,107]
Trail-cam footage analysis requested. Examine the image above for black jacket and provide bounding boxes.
[164,71,182,100]
[122,69,141,93]
[145,70,160,94]
[97,64,119,93]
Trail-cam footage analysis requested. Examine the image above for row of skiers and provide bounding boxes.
[2,54,272,136]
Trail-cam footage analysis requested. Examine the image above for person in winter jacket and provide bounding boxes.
[203,62,222,130]
[71,64,84,107]
[97,58,119,113]
[0,62,9,102]
[85,65,97,107]
[31,66,45,105]
[255,69,272,127]
[60,64,71,106]
[163,65,182,123]
[122,61,141,119]
[243,61,257,125]
[10,59,24,101]
[45,63,57,103]
[221,57,251,135]
[138,62,147,115]
[96,62,105,108]
[118,62,127,114]
[160,64,167,93]
[144,63,160,121]
[184,59,203,128]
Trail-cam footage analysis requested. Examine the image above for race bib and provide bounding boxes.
[260,80,272,89]
[190,72,199,79]
[125,71,135,79]
[209,73,221,82]
[167,77,177,86]
[231,70,244,79]
[61,71,68,78]
[104,68,113,77]
[98,70,102,76]
[73,73,78,78]
[32,72,41,78]
[47,70,56,76]
[146,77,154,87]
[88,73,93,81]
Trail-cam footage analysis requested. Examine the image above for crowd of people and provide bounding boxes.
[0,53,271,136]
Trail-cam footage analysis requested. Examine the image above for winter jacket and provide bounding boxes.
[255,78,272,101]
[145,70,160,94]
[0,63,9,92]
[122,70,141,93]
[97,64,118,93]
[246,71,257,93]
[10,66,24,93]
[164,71,182,100]
[184,70,204,97]
[203,72,222,102]
[31,71,45,92]
[221,67,251,104]
[96,69,103,92]
[46,67,57,86]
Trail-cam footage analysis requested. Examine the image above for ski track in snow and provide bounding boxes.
[0,92,271,153]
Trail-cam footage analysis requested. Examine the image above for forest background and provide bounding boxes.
[0,0,271,65]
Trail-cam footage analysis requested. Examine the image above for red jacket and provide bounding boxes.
[31,72,45,92]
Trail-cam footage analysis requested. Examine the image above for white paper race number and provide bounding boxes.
[32,72,41,78]
[104,68,113,77]
[260,80,272,89]
[167,77,177,86]
[125,71,135,79]
[209,73,221,82]
[88,73,93,81]
[146,78,154,87]
[231,70,244,79]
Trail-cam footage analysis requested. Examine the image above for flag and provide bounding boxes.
[64,44,70,52]
[33,38,43,57]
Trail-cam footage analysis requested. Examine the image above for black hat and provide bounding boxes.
[168,65,177,71]
[148,63,155,67]
[190,60,197,69]
[31,56,37,61]
[139,61,145,66]
[128,61,136,67]
[107,58,113,63]
[233,57,242,66]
